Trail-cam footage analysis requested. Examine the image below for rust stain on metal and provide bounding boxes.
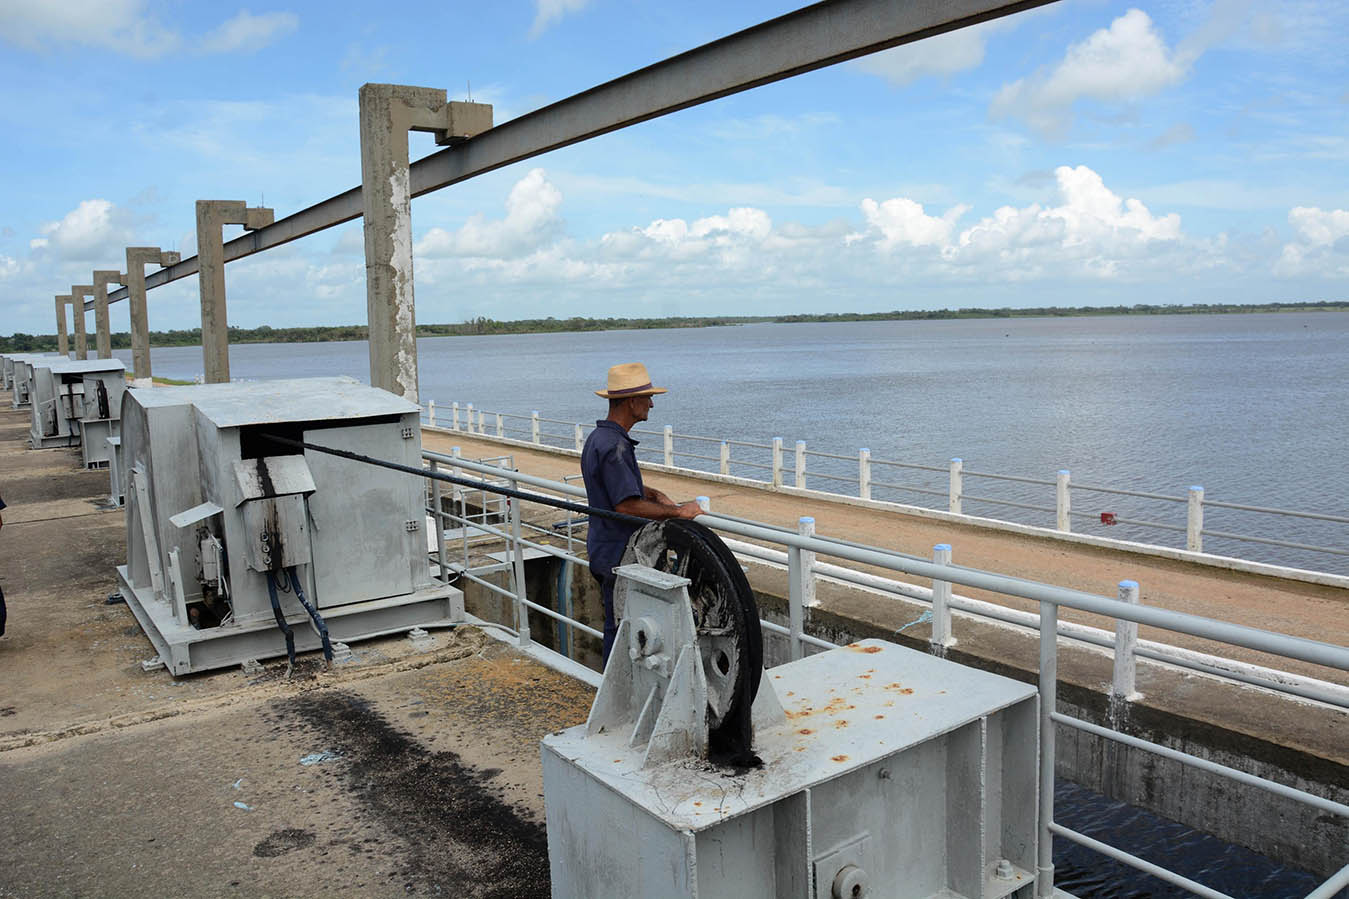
[874,714,885,720]
[831,754,849,762]
[845,644,883,654]
[798,728,814,735]
[833,719,849,729]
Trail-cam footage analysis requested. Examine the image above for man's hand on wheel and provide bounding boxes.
[674,501,704,519]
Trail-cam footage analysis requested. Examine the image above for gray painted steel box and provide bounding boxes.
[542,639,1038,899]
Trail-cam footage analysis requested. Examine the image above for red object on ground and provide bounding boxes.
[1100,512,1117,526]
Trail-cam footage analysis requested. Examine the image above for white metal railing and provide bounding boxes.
[419,401,1349,575]
[413,447,1348,899]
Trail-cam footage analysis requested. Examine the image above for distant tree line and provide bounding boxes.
[3,301,1345,352]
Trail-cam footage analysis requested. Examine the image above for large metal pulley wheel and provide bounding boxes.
[621,520,763,740]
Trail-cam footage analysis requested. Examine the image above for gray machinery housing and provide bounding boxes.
[6,353,66,409]
[117,376,462,675]
[29,358,126,466]
[543,565,1039,899]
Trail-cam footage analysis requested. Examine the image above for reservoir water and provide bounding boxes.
[118,310,1349,574]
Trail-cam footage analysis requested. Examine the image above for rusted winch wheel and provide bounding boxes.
[621,520,763,737]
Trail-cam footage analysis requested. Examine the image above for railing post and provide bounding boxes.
[466,403,474,434]
[1187,486,1204,552]
[1056,469,1071,532]
[663,425,673,466]
[719,441,730,476]
[574,423,583,452]
[798,516,816,612]
[1112,580,1140,704]
[949,457,963,514]
[795,440,807,489]
[531,411,540,445]
[696,496,710,513]
[788,517,816,663]
[930,544,954,657]
[452,401,460,431]
[771,437,783,487]
[496,412,504,438]
[1037,600,1058,898]
[508,475,530,649]
[427,399,436,428]
[428,458,450,594]
[859,447,871,500]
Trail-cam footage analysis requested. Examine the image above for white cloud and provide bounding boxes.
[857,198,967,249]
[529,0,590,38]
[199,9,298,54]
[1276,207,1349,277]
[30,199,137,262]
[992,9,1192,136]
[854,20,1000,86]
[0,0,180,58]
[416,168,563,258]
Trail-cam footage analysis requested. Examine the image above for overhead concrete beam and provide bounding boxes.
[100,0,1054,306]
[195,201,274,383]
[124,247,181,386]
[54,295,71,357]
[71,285,94,360]
[359,84,492,401]
[91,270,126,360]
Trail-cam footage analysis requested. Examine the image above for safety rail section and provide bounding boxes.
[420,400,1349,576]
[416,446,1349,899]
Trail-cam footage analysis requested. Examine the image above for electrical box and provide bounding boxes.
[542,567,1039,899]
[116,376,463,675]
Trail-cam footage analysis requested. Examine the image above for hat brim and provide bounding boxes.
[595,386,668,398]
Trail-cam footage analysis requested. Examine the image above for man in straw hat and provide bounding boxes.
[582,362,703,664]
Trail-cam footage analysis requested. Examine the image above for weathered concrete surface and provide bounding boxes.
[195,202,274,383]
[0,393,593,898]
[358,84,491,403]
[53,295,70,357]
[91,269,125,360]
[124,247,182,384]
[70,284,93,360]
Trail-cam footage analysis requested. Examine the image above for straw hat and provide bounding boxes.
[595,362,668,399]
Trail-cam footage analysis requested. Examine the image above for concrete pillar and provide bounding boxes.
[1056,469,1071,532]
[195,201,274,383]
[859,447,871,500]
[1187,486,1204,553]
[71,284,94,359]
[91,270,126,359]
[949,457,963,515]
[124,248,181,385]
[54,295,71,356]
[358,84,492,402]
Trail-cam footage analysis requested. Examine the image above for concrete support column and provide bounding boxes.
[859,447,871,500]
[196,201,274,384]
[663,425,673,466]
[1056,469,1071,532]
[92,270,127,359]
[719,441,730,476]
[54,295,71,356]
[949,457,963,515]
[71,285,94,359]
[1187,486,1204,553]
[358,84,492,402]
[124,248,181,385]
[771,437,783,487]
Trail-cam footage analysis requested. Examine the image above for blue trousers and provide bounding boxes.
[595,570,618,667]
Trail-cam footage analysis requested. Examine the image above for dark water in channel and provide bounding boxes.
[119,311,1349,574]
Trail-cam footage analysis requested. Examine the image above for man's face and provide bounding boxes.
[629,395,653,422]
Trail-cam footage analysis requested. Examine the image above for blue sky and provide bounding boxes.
[1,0,1346,335]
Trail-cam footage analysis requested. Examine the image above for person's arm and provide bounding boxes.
[645,485,674,506]
[615,495,702,521]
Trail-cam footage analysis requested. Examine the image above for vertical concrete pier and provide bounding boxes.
[194,201,273,383]
[71,284,94,360]
[54,295,71,357]
[124,247,181,386]
[91,270,126,360]
[358,83,492,401]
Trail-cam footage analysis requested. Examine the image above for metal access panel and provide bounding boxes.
[304,421,418,608]
[542,638,1039,899]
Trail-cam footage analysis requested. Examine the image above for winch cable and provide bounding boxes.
[265,571,297,670]
[288,565,334,665]
[259,433,652,527]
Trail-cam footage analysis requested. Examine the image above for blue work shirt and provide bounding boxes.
[581,420,644,577]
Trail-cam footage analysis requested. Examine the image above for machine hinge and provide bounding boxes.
[405,519,420,532]
[401,426,415,439]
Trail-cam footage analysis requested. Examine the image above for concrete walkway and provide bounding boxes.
[424,429,1349,685]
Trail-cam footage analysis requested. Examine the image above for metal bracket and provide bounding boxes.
[405,519,420,532]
